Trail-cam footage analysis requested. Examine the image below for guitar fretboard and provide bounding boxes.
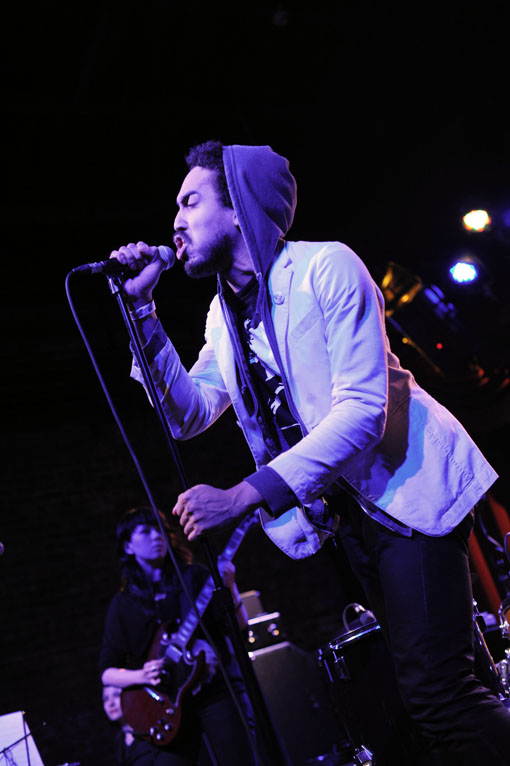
[168,514,257,654]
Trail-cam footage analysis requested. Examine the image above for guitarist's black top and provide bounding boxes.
[99,562,246,705]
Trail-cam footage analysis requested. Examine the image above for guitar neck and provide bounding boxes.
[170,514,256,653]
[173,576,215,650]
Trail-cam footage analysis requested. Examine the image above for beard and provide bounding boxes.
[184,232,235,279]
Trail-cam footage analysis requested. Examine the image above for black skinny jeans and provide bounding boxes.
[337,501,510,766]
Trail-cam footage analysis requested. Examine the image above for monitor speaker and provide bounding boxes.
[250,641,346,765]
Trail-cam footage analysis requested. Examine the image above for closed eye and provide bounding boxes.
[179,192,199,208]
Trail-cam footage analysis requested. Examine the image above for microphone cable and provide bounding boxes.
[64,268,262,764]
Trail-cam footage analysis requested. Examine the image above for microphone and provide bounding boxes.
[71,246,175,275]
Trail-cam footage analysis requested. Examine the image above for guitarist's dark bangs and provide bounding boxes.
[117,506,194,567]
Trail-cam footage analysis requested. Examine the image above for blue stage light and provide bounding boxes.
[449,261,479,283]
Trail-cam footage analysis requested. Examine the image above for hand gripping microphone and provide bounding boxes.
[71,246,175,275]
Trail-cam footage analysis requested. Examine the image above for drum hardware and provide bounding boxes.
[319,600,510,765]
[321,623,382,684]
[352,744,374,765]
[473,599,510,701]
[317,613,422,765]
[498,594,510,641]
[496,650,510,696]
[323,603,378,685]
[496,532,510,703]
[317,623,378,764]
[341,602,377,633]
[496,594,510,698]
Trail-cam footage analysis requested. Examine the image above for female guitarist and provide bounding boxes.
[99,505,256,765]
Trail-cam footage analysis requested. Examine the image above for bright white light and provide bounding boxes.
[449,262,479,283]
[462,209,491,232]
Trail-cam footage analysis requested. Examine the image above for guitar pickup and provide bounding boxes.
[164,644,183,664]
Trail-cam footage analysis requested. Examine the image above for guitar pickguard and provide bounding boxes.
[121,636,206,747]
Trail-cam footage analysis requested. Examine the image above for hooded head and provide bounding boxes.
[223,144,297,277]
[184,140,297,278]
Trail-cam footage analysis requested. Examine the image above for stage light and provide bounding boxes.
[449,260,479,284]
[380,262,422,316]
[462,209,491,232]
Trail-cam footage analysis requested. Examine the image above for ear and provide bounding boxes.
[124,541,134,555]
[232,208,240,227]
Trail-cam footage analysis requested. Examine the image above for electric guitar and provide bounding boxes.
[120,513,258,747]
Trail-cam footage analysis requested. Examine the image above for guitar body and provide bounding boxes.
[120,515,258,747]
[121,622,205,747]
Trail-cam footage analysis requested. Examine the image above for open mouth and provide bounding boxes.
[173,233,188,257]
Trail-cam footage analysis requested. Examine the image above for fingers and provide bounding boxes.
[143,658,164,685]
[217,559,235,586]
[172,491,198,539]
[193,640,218,665]
[172,484,236,540]
[109,241,155,270]
[218,559,235,574]
[172,489,189,515]
[183,512,199,540]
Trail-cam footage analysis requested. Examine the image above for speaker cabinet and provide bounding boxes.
[249,641,345,765]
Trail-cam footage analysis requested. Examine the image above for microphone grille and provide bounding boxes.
[157,245,176,270]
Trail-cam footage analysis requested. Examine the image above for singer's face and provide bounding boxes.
[173,166,240,278]
[103,685,124,722]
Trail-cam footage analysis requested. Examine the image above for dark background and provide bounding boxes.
[1,2,510,764]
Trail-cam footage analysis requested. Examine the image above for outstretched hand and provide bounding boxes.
[172,481,263,540]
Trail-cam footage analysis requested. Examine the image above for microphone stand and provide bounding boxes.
[107,276,289,766]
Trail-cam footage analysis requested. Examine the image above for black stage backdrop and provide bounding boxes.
[1,3,509,764]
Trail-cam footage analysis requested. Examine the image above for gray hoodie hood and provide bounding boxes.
[220,146,338,558]
[222,144,297,278]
